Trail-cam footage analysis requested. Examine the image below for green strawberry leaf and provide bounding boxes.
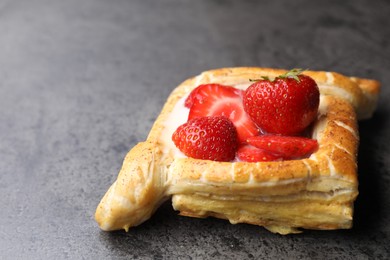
[249,68,307,83]
[277,68,306,82]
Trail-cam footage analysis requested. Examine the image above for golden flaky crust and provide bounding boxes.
[95,67,380,234]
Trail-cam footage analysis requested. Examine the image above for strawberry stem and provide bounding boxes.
[249,76,271,82]
[277,68,304,82]
[249,68,306,83]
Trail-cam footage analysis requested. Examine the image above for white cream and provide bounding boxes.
[234,82,252,90]
[159,95,189,158]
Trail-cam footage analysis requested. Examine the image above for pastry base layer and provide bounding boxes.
[172,192,355,234]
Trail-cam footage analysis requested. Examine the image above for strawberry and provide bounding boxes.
[243,69,320,135]
[247,135,318,159]
[187,84,258,143]
[172,116,238,162]
[184,84,219,108]
[236,144,282,162]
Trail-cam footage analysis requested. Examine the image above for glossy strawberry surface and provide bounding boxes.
[247,135,318,159]
[236,144,282,162]
[243,73,320,135]
[186,84,258,143]
[172,116,238,162]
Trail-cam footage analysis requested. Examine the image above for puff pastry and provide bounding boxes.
[95,67,380,234]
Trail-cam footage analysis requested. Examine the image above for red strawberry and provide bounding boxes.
[187,84,258,143]
[172,116,238,162]
[236,144,282,162]
[184,84,220,108]
[247,135,318,159]
[243,69,320,135]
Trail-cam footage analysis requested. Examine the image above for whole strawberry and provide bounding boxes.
[172,116,238,162]
[243,69,320,135]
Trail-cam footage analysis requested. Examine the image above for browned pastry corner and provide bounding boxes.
[95,67,380,234]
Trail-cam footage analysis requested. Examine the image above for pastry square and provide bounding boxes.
[95,67,380,234]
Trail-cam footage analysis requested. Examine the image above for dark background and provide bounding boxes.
[0,0,389,259]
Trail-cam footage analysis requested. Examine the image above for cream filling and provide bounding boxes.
[159,95,188,158]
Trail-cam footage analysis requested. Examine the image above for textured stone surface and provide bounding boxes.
[0,0,389,259]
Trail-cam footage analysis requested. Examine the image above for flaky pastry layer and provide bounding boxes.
[95,67,380,234]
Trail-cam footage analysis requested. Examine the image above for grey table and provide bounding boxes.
[1,0,389,259]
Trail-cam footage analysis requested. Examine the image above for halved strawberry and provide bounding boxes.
[187,84,258,143]
[184,84,220,108]
[172,116,238,162]
[236,144,282,162]
[247,135,318,159]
